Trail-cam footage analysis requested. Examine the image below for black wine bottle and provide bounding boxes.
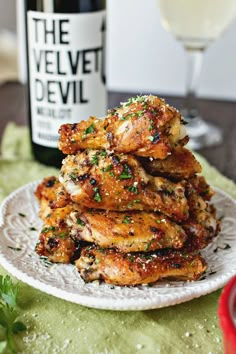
[24,0,107,167]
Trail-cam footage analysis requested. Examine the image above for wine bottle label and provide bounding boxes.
[27,10,107,148]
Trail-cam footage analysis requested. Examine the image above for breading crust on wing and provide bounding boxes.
[58,95,187,159]
[59,150,189,221]
[35,177,78,263]
[76,247,207,286]
[36,179,188,253]
[68,210,188,252]
[139,146,202,180]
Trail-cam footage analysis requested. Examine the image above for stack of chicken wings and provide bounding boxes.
[35,95,220,286]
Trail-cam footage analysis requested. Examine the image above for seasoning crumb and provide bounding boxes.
[185,332,191,337]
[136,344,143,350]
[23,333,37,343]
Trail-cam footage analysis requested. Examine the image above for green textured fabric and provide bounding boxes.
[0,123,235,354]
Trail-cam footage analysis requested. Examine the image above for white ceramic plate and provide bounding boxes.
[0,181,236,311]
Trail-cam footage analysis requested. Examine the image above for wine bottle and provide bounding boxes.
[24,0,107,167]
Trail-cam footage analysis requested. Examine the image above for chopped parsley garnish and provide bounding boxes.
[100,150,107,157]
[118,164,133,179]
[84,123,95,135]
[145,241,152,251]
[7,246,22,251]
[127,199,141,208]
[18,213,26,217]
[39,256,53,267]
[163,188,174,195]
[148,133,160,143]
[127,186,138,194]
[42,226,56,233]
[128,255,135,262]
[77,218,85,227]
[29,227,37,231]
[133,199,141,204]
[148,135,154,142]
[124,96,146,106]
[59,232,67,239]
[122,215,132,224]
[91,154,99,165]
[93,187,102,202]
[137,110,144,117]
[148,120,154,131]
[102,164,113,172]
[69,173,77,182]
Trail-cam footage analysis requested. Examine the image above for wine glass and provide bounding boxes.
[158,0,236,149]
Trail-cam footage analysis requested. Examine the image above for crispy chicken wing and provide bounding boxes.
[35,178,187,256]
[35,176,60,221]
[59,150,189,221]
[35,177,79,263]
[35,176,71,214]
[58,95,187,159]
[35,205,77,263]
[76,247,206,285]
[181,178,220,252]
[183,200,219,252]
[68,210,188,252]
[188,175,215,201]
[140,146,202,181]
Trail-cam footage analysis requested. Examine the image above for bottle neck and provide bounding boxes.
[25,0,106,13]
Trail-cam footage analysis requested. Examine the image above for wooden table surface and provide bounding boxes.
[0,81,235,182]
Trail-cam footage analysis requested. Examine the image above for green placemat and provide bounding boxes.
[0,123,235,354]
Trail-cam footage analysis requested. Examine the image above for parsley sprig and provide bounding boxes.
[0,275,26,353]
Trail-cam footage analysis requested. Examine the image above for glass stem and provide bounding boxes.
[183,48,204,120]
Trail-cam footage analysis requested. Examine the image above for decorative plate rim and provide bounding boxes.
[0,181,236,311]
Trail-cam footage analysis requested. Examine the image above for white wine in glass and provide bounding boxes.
[158,0,236,149]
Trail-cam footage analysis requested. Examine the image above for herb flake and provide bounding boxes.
[84,123,95,135]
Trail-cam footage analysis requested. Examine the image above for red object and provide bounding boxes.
[219,275,236,354]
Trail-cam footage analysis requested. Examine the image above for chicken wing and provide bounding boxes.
[139,146,202,181]
[68,210,188,252]
[181,177,220,252]
[35,205,77,263]
[35,177,80,263]
[76,247,206,285]
[35,176,72,215]
[58,95,187,159]
[188,175,215,201]
[35,178,187,257]
[59,150,189,221]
